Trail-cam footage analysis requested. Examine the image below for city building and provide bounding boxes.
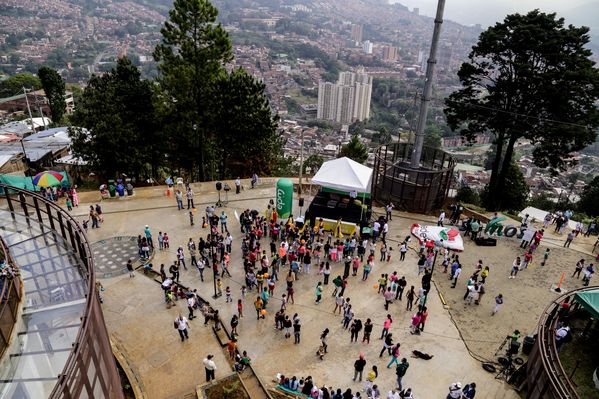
[350,24,363,43]
[382,45,399,62]
[317,68,373,124]
[363,40,374,54]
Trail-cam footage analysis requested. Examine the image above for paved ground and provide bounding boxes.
[92,236,144,278]
[66,180,598,399]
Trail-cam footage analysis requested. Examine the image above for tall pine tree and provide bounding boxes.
[153,0,232,181]
[38,66,67,125]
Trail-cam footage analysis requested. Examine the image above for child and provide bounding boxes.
[225,286,232,302]
[202,216,208,228]
[241,285,247,297]
[237,299,243,317]
[541,248,550,267]
[217,278,222,296]
[126,259,135,277]
[163,232,170,249]
[66,197,73,211]
[386,246,393,262]
[82,219,88,231]
[189,211,194,226]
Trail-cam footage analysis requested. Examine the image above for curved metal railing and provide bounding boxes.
[0,236,21,360]
[527,286,597,399]
[0,184,123,399]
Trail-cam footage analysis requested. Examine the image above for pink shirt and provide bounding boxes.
[383,319,392,329]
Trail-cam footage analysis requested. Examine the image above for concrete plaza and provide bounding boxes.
[73,181,521,399]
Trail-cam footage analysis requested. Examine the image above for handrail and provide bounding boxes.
[531,286,598,399]
[0,184,122,398]
[0,236,21,360]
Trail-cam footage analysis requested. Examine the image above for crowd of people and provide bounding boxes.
[128,181,595,398]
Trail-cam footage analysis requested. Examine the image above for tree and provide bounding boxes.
[0,73,41,97]
[210,68,282,178]
[577,176,599,217]
[481,162,529,212]
[69,57,161,179]
[423,125,442,149]
[455,186,480,206]
[339,136,368,164]
[445,10,599,210]
[153,0,232,181]
[303,154,324,174]
[38,66,67,125]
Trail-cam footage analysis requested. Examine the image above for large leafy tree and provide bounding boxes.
[69,57,161,179]
[210,68,281,178]
[153,0,232,181]
[578,176,599,217]
[339,136,369,164]
[0,73,41,97]
[38,66,67,125]
[445,10,599,210]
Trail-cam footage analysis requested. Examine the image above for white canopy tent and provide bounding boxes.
[311,157,373,194]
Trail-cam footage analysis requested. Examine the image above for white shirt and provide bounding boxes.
[439,212,446,221]
[556,327,569,341]
[235,179,241,187]
[387,391,401,399]
[187,297,196,308]
[176,316,188,330]
[203,358,217,370]
[383,223,389,233]
[373,221,380,232]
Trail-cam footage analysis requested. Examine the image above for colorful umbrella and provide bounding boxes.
[32,171,64,187]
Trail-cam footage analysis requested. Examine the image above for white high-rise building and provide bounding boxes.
[317,81,338,121]
[317,69,373,124]
[363,40,373,54]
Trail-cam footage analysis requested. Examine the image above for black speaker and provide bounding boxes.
[299,198,304,207]
[216,182,222,191]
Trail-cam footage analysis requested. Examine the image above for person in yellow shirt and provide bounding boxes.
[365,365,378,391]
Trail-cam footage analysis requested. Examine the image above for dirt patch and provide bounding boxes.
[203,374,250,399]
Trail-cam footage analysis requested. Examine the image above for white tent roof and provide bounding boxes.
[312,157,373,193]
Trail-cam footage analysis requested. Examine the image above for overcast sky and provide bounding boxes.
[392,0,599,28]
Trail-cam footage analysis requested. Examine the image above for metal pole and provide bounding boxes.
[298,129,304,216]
[23,87,35,132]
[33,90,47,130]
[410,0,446,168]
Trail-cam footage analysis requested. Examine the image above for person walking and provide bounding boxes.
[293,317,301,344]
[186,187,195,209]
[405,286,415,311]
[396,276,407,300]
[451,264,461,288]
[187,295,196,320]
[315,282,323,304]
[342,304,354,329]
[320,328,329,353]
[203,355,217,382]
[492,294,503,315]
[175,314,189,341]
[399,242,408,261]
[353,354,367,382]
[387,343,401,368]
[380,314,392,339]
[564,230,575,248]
[362,318,373,344]
[126,259,135,277]
[572,259,585,279]
[509,257,521,279]
[437,211,445,227]
[365,365,378,391]
[350,319,363,343]
[395,358,409,391]
[379,333,393,357]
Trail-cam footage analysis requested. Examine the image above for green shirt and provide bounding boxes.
[471,221,480,232]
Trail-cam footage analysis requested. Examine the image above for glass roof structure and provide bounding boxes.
[0,210,87,398]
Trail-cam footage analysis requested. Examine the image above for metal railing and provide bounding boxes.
[0,236,21,360]
[526,286,597,399]
[0,184,123,399]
